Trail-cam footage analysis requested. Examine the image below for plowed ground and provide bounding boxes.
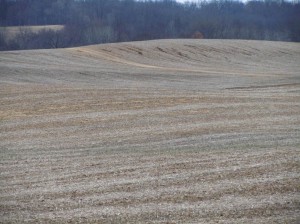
[0,39,300,223]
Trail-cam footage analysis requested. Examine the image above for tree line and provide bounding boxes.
[0,0,299,50]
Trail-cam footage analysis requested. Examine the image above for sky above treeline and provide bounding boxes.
[177,0,197,2]
[176,0,203,3]
[176,0,247,2]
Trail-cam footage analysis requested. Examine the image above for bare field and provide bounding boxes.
[0,39,300,223]
[0,25,64,41]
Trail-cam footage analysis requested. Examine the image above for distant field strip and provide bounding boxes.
[0,25,64,41]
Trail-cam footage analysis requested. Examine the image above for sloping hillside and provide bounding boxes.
[0,40,299,223]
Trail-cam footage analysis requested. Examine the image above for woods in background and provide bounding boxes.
[0,0,299,50]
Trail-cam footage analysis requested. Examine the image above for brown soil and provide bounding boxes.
[0,39,299,223]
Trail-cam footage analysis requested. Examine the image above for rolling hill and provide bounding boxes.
[0,39,300,223]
